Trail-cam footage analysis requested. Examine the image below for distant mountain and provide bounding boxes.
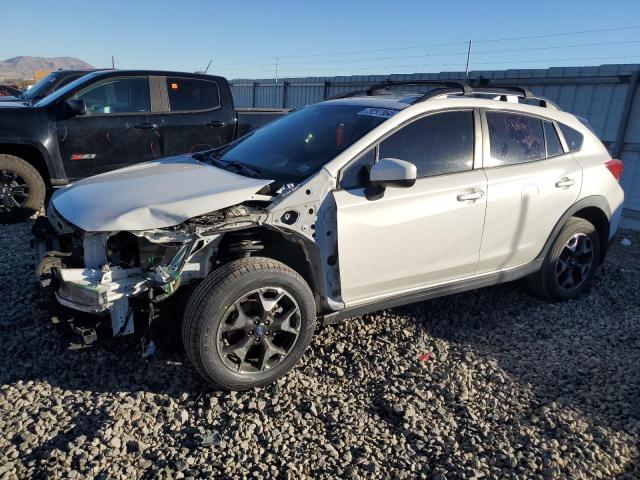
[0,56,94,79]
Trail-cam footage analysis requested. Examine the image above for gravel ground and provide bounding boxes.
[0,221,639,480]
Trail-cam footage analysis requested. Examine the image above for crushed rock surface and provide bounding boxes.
[0,221,638,479]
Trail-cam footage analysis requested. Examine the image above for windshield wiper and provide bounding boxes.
[212,158,262,178]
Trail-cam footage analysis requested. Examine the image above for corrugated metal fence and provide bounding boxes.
[230,64,640,220]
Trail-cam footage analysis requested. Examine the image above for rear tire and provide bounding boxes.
[0,154,46,223]
[182,257,316,390]
[528,217,600,301]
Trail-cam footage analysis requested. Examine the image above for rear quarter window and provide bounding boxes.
[543,121,564,157]
[559,124,584,152]
[166,77,220,111]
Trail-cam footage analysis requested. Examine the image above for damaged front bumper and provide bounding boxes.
[32,214,217,337]
[54,266,148,335]
[33,201,268,338]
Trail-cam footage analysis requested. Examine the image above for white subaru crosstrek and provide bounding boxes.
[33,80,625,390]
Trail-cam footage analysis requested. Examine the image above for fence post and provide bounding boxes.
[251,82,257,108]
[614,70,639,158]
[323,80,328,100]
[282,81,288,109]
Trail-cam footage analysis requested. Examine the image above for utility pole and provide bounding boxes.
[464,40,472,80]
[275,57,279,83]
[111,55,115,69]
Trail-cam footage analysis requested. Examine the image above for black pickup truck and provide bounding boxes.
[0,69,287,222]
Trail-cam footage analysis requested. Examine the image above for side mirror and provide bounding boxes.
[62,98,86,118]
[369,158,417,188]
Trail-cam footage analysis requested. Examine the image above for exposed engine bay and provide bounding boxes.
[32,165,342,343]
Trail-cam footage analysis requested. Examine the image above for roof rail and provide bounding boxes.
[366,79,474,96]
[329,79,559,109]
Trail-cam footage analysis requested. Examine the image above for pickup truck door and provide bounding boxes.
[158,76,235,155]
[57,75,163,179]
[332,110,487,305]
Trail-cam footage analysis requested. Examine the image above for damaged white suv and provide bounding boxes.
[34,80,625,390]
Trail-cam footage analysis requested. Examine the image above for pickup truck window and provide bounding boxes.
[74,77,151,115]
[166,77,220,111]
[217,103,394,182]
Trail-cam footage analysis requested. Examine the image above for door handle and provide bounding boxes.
[133,123,157,130]
[206,120,223,128]
[457,190,485,202]
[555,177,575,188]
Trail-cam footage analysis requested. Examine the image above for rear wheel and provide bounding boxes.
[0,154,46,223]
[528,217,601,301]
[182,257,316,390]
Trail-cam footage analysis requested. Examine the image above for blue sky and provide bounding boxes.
[2,0,640,79]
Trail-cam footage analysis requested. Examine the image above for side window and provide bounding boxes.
[378,111,474,177]
[166,77,220,111]
[340,148,376,189]
[559,124,584,152]
[75,77,151,114]
[544,121,564,157]
[486,111,545,166]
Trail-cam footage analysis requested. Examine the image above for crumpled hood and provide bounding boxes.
[52,155,273,232]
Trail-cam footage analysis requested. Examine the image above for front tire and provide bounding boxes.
[182,257,316,390]
[528,217,601,301]
[0,154,46,223]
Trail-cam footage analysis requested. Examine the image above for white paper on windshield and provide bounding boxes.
[357,107,398,119]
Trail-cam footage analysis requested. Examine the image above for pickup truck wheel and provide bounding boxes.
[528,217,601,301]
[0,154,46,223]
[183,257,316,390]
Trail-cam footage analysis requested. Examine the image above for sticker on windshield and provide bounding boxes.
[357,107,398,119]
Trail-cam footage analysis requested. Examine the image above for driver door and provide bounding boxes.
[332,110,488,305]
[57,76,163,179]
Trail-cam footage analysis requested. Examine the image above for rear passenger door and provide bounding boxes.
[476,110,583,274]
[333,110,487,305]
[158,76,235,155]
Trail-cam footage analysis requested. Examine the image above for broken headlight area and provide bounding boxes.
[34,224,204,337]
[34,203,269,338]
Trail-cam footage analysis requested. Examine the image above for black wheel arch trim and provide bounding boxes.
[534,195,611,265]
[0,139,68,185]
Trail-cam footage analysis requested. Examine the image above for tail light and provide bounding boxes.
[605,159,623,181]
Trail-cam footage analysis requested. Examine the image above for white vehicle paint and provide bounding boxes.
[33,81,625,387]
[52,156,272,231]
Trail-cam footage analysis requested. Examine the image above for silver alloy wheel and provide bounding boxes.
[555,233,594,292]
[216,286,302,373]
[0,169,29,212]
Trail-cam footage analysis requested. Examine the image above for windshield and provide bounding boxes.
[34,71,103,107]
[21,73,60,100]
[216,103,396,183]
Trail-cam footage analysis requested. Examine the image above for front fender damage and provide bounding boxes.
[43,203,269,337]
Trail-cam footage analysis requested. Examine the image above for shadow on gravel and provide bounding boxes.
[0,288,207,396]
[18,410,109,479]
[394,259,640,476]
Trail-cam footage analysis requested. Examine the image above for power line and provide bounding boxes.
[224,55,640,78]
[215,25,640,69]
[233,39,640,70]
